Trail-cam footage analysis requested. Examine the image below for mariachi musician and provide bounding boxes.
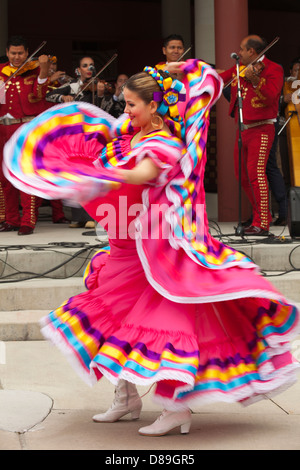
[39,55,70,225]
[218,35,284,236]
[46,55,98,229]
[0,35,50,235]
[155,34,185,81]
[281,57,300,188]
[46,55,96,104]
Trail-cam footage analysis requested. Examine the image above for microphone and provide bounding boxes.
[230,52,240,61]
[88,65,96,72]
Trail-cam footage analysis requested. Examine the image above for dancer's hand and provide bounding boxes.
[164,61,186,76]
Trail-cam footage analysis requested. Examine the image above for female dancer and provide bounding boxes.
[3,60,299,437]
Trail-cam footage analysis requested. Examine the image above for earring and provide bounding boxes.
[151,114,164,130]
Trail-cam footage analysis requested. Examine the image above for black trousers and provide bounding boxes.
[266,121,288,219]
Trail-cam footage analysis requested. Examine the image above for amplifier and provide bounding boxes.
[288,186,300,237]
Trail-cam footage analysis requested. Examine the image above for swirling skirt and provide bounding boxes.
[40,238,299,410]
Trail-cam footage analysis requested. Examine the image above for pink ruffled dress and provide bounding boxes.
[3,60,299,410]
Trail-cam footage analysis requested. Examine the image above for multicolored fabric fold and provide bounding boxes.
[3,102,123,202]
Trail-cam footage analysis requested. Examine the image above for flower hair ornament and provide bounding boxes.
[143,66,186,139]
[143,66,186,119]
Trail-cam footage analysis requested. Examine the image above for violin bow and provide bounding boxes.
[224,36,280,89]
[0,40,47,91]
[74,53,118,100]
[177,46,192,62]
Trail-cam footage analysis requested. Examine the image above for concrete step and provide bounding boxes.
[0,214,299,278]
[0,269,299,313]
[0,277,85,312]
[235,241,300,272]
[264,271,300,302]
[0,220,299,341]
[0,310,47,341]
[2,300,300,342]
[0,278,299,342]
[0,245,98,281]
[0,236,298,281]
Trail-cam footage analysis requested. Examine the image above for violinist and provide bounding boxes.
[96,73,128,118]
[46,56,96,104]
[218,35,284,236]
[0,35,50,235]
[47,56,69,88]
[279,57,300,191]
[46,55,97,229]
[155,34,185,80]
[283,57,300,105]
[41,56,70,226]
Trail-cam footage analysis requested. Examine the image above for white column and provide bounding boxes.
[161,0,192,48]
[0,0,8,57]
[194,0,215,65]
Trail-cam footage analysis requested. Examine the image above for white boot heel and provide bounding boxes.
[180,421,191,434]
[131,406,142,420]
[139,409,192,436]
[93,380,142,423]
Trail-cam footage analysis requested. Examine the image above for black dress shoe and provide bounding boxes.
[53,217,69,224]
[0,222,20,232]
[18,225,34,235]
[273,217,287,226]
[243,225,269,236]
[241,217,253,228]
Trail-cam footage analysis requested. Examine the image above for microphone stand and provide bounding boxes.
[234,56,245,237]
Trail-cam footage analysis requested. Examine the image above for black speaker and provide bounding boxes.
[288,187,300,237]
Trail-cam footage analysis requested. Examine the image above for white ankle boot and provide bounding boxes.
[138,409,191,436]
[93,380,142,423]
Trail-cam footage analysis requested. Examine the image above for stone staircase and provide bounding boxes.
[0,223,300,341]
[234,240,300,301]
[0,239,99,340]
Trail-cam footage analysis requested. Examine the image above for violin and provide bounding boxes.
[46,56,73,87]
[98,79,115,94]
[239,61,265,80]
[78,79,114,95]
[1,56,43,77]
[19,54,58,75]
[77,78,97,94]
